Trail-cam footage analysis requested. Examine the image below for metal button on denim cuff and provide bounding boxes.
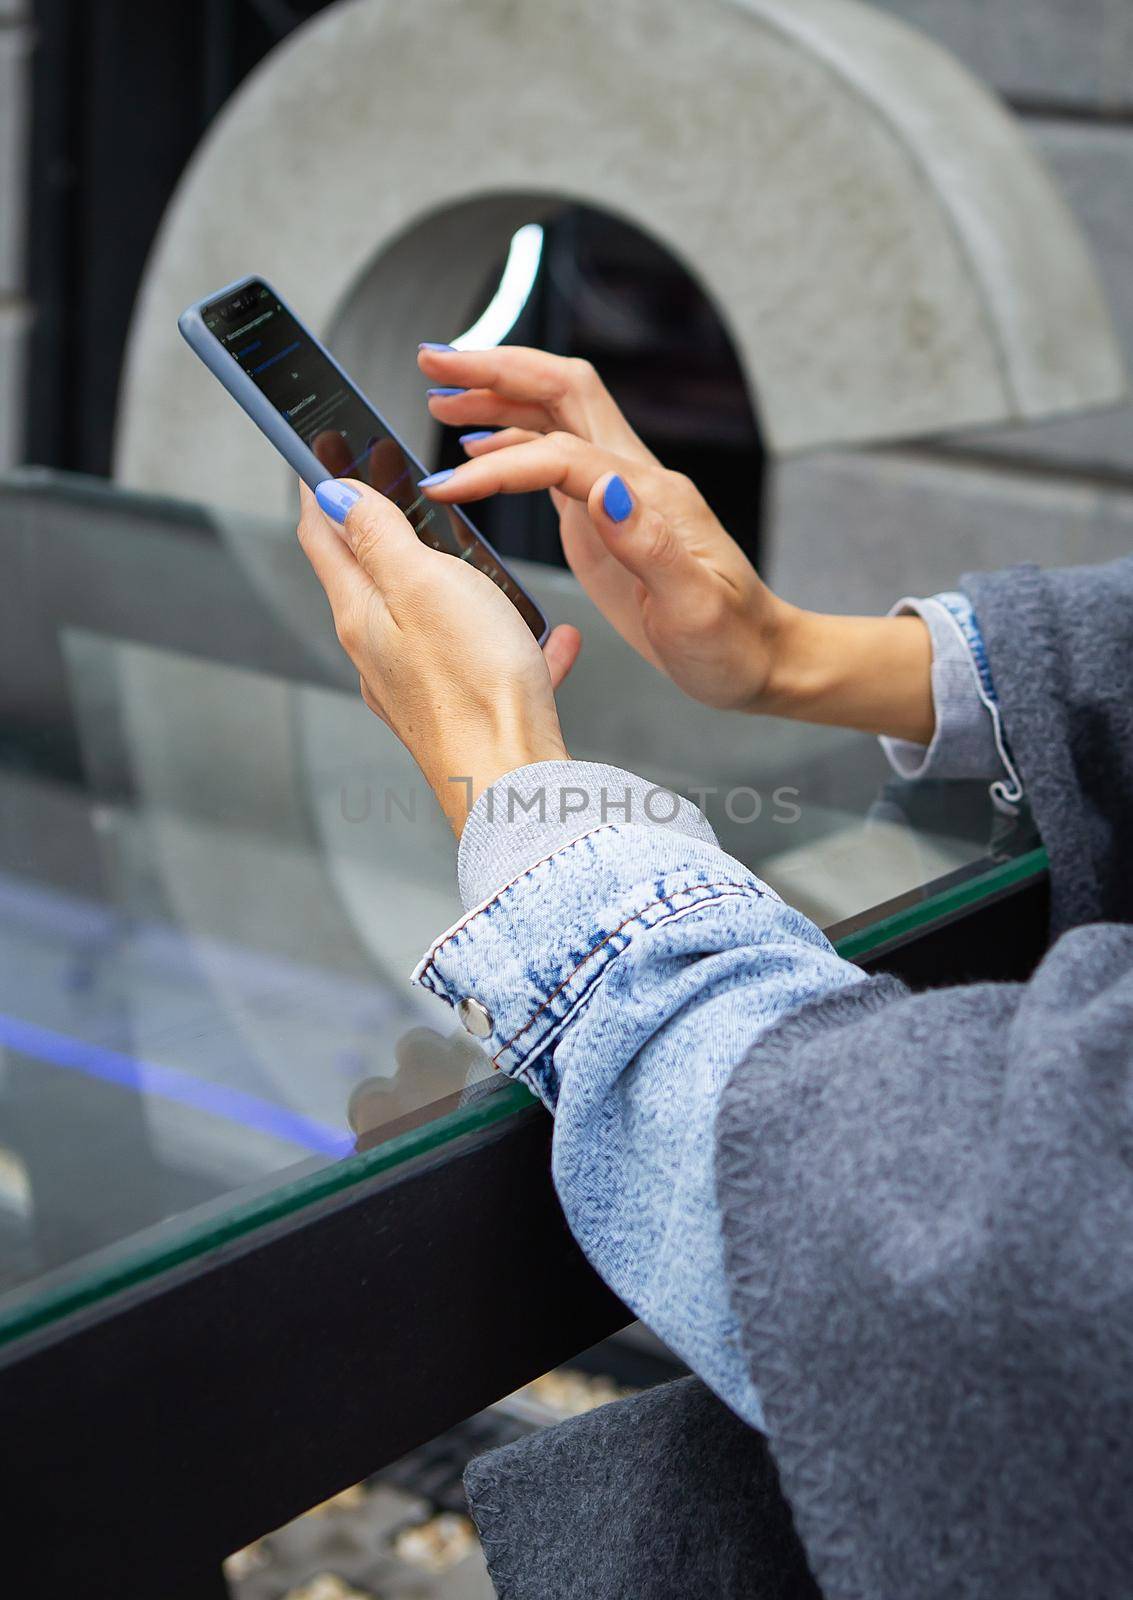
[457,997,493,1039]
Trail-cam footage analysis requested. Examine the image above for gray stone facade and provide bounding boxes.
[769,448,1133,614]
[4,0,1132,608]
[958,120,1133,479]
[771,1,1133,613]
[867,0,1133,111]
[114,0,1122,529]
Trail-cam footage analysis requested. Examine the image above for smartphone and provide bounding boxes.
[178,275,548,641]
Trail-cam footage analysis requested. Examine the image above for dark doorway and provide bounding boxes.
[435,206,764,566]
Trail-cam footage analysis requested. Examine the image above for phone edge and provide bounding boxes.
[177,276,550,645]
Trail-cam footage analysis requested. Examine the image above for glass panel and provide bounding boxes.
[0,471,1042,1343]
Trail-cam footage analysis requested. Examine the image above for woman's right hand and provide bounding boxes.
[417,344,797,715]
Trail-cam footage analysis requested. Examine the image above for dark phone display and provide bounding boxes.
[204,280,544,637]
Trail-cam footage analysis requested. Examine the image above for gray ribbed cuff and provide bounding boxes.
[881,597,1009,784]
[457,760,719,911]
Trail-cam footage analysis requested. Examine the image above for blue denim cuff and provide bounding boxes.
[412,824,773,1097]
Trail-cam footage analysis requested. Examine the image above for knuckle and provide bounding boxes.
[349,518,383,568]
[334,606,361,655]
[640,509,677,568]
[687,586,729,634]
[568,356,599,392]
[663,469,697,503]
[545,429,578,454]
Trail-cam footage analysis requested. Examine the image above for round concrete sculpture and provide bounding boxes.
[116,0,1125,519]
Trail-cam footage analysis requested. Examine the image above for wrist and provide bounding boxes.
[749,606,935,742]
[747,597,813,716]
[426,726,570,836]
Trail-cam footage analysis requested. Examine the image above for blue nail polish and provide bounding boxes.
[419,341,455,352]
[427,387,466,398]
[418,469,455,489]
[603,474,633,523]
[315,479,361,525]
[460,431,494,445]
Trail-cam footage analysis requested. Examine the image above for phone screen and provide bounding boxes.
[202,279,545,638]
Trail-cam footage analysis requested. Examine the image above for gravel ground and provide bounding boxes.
[224,1369,639,1600]
[225,1482,495,1600]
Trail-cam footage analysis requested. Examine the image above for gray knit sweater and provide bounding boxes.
[466,557,1133,1600]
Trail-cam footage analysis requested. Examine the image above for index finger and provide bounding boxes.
[421,434,644,506]
[417,343,580,405]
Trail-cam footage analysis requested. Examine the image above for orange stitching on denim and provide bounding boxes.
[491,881,753,1066]
[418,824,623,981]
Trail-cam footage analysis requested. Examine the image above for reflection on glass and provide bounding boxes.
[0,471,1041,1342]
[348,1027,490,1154]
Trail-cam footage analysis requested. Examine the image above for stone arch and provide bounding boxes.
[115,0,1124,519]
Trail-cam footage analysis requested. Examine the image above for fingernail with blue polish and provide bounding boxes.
[315,479,361,525]
[427,386,466,398]
[603,474,633,523]
[419,341,455,352]
[460,431,494,446]
[418,469,455,489]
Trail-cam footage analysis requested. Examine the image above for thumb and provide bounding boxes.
[542,623,582,691]
[586,472,695,603]
[315,477,419,586]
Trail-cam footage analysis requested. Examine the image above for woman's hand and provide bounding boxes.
[418,345,935,743]
[418,344,792,713]
[296,479,579,835]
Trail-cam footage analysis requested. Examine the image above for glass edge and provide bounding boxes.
[3,849,1050,1348]
[0,1077,534,1351]
[831,845,1049,963]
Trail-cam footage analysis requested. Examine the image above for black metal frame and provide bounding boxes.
[0,863,1049,1599]
[0,1101,629,1599]
[848,864,1050,991]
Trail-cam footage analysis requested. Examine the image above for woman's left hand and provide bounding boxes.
[296,479,580,835]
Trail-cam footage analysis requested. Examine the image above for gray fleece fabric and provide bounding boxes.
[718,939,1133,1599]
[962,557,1133,933]
[466,1375,822,1600]
[464,557,1133,1599]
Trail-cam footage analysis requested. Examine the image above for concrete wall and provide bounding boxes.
[960,120,1133,479]
[116,0,1124,518]
[0,0,30,469]
[5,0,1131,602]
[867,0,1133,111]
[771,448,1133,613]
[770,1,1133,609]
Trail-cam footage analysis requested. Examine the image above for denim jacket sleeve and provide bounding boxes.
[411,589,1003,1432]
[413,821,865,1432]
